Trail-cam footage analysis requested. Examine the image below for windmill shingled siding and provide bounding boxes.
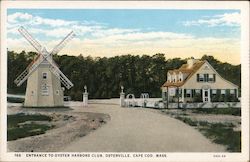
[24,64,64,107]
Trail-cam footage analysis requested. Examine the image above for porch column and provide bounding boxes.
[208,89,211,103]
[236,88,239,99]
[177,87,180,109]
[182,88,184,103]
[167,86,169,109]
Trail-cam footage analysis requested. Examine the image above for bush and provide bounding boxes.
[191,108,241,116]
[193,93,202,102]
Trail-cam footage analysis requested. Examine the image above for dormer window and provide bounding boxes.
[173,73,177,83]
[167,73,172,82]
[178,72,183,82]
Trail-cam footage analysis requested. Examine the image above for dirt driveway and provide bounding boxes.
[63,102,225,152]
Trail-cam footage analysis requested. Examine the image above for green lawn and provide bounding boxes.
[174,116,241,152]
[199,123,241,152]
[7,113,53,141]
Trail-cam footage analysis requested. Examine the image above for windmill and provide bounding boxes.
[14,26,75,107]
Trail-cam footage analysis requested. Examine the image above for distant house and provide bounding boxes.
[161,58,239,103]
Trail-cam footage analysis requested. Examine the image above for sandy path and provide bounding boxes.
[7,106,110,152]
[63,103,225,152]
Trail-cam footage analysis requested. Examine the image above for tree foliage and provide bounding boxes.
[7,51,241,100]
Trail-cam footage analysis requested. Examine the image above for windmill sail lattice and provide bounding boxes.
[14,26,75,107]
[14,26,75,89]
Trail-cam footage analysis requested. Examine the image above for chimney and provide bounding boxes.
[187,57,197,68]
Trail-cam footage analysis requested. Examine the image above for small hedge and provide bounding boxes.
[7,97,24,103]
[191,108,241,116]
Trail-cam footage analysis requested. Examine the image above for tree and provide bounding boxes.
[7,51,241,101]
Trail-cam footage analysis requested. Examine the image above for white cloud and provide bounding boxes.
[8,12,33,23]
[7,11,240,64]
[7,12,77,28]
[183,12,240,27]
[31,16,77,27]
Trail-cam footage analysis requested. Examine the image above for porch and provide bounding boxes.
[162,87,239,104]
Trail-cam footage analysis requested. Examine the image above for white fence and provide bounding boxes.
[124,98,241,109]
[165,102,241,109]
[124,98,163,108]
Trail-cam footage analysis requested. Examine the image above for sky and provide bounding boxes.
[7,9,241,65]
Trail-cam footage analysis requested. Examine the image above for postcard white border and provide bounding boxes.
[1,1,249,162]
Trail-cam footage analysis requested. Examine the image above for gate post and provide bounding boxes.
[83,85,88,107]
[120,86,125,107]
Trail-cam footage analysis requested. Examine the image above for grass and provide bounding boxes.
[174,115,241,152]
[7,113,53,141]
[191,108,241,116]
[175,116,198,126]
[199,123,241,152]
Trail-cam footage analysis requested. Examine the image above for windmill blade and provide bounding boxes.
[14,68,29,86]
[15,27,75,88]
[14,54,44,86]
[14,26,46,86]
[18,26,43,53]
[41,50,74,89]
[49,65,74,89]
[50,31,76,55]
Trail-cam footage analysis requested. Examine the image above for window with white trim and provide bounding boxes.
[169,88,176,96]
[199,74,204,82]
[230,89,235,94]
[212,89,217,94]
[186,89,191,97]
[221,90,226,95]
[195,89,201,93]
[208,74,214,82]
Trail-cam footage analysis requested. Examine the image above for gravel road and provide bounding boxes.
[63,103,225,152]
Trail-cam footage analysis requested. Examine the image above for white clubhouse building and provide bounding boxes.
[161,58,239,103]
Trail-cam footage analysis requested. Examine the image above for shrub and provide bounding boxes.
[193,93,202,102]
[191,108,241,116]
[7,97,24,103]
